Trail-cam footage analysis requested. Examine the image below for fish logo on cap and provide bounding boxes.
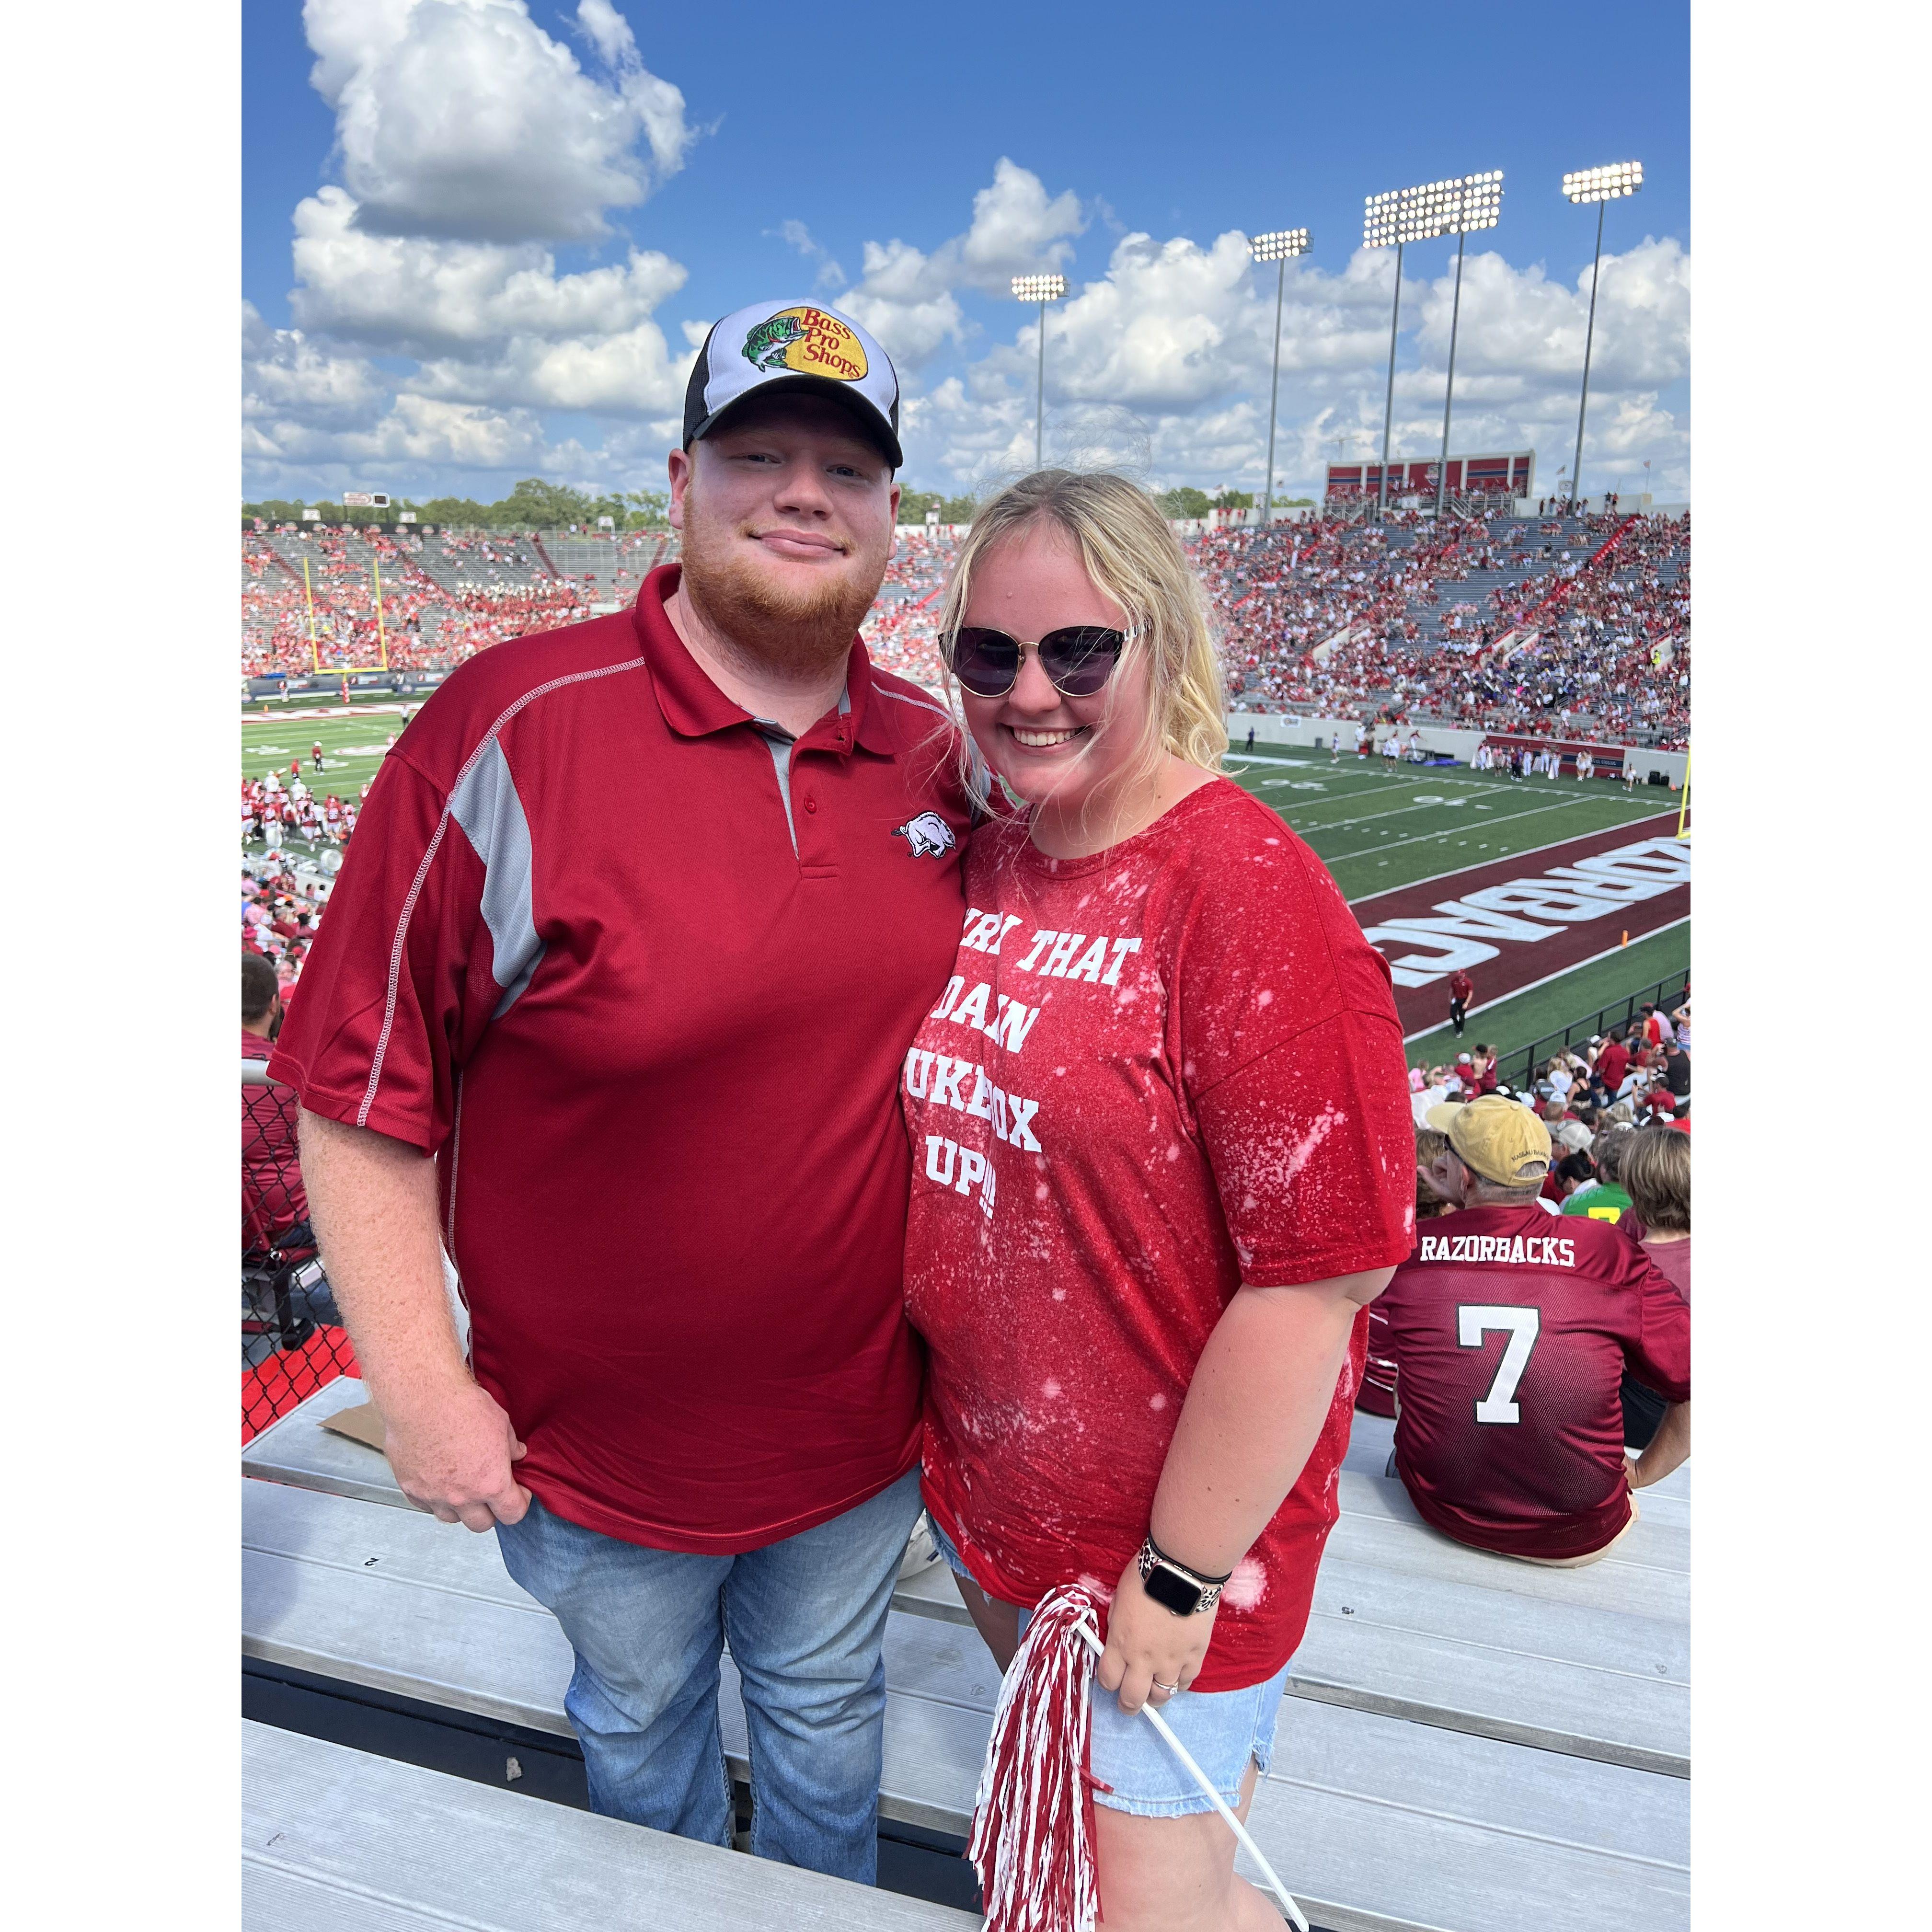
[743,306,870,382]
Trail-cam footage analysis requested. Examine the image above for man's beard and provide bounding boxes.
[678,512,885,677]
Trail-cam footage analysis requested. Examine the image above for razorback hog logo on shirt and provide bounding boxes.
[893,812,956,859]
[742,307,869,381]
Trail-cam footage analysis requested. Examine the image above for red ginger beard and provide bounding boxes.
[676,502,890,679]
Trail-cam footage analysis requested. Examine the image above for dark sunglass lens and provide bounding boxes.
[1038,627,1124,696]
[948,627,1022,695]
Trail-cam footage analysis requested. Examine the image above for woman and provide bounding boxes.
[901,472,1414,1931]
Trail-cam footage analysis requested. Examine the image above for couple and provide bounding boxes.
[271,299,1415,1932]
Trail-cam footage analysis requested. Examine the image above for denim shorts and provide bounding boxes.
[926,1516,1289,1818]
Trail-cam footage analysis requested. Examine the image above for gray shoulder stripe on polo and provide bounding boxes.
[356,656,643,1127]
[448,735,547,1018]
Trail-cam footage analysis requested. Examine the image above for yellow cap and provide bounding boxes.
[1424,1094,1552,1186]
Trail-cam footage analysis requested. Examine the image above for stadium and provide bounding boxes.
[235,13,1698,1932]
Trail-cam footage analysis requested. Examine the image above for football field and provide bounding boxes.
[242,715,1688,1068]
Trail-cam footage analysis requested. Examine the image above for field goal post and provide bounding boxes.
[1675,745,1690,840]
[303,555,391,697]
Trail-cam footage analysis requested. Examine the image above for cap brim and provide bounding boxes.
[689,374,902,469]
[1423,1103,1463,1133]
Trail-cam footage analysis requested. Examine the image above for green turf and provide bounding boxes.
[242,705,419,864]
[1219,747,1677,902]
[1402,921,1690,1074]
[240,719,1691,1035]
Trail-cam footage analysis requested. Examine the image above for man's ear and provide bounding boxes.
[667,446,693,531]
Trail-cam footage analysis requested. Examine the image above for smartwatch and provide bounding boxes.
[1136,1535,1231,1618]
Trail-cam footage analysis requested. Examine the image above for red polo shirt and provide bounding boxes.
[268,565,972,1552]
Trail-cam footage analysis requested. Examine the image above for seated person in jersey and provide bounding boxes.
[1377,1097,1690,1564]
[1360,1126,1456,1420]
[1563,1121,1635,1224]
[1616,1125,1691,1451]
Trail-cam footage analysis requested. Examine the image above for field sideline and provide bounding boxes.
[243,716,1687,1065]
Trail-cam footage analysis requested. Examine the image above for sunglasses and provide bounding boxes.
[942,624,1140,699]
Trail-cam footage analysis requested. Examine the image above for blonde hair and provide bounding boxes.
[1622,1126,1690,1233]
[934,470,1226,813]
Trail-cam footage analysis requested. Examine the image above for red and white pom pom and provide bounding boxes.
[967,1580,1110,1932]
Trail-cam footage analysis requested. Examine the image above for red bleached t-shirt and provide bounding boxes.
[1379,1205,1691,1558]
[269,567,971,1553]
[903,780,1416,1691]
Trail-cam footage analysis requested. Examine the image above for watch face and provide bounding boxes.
[1142,1562,1203,1617]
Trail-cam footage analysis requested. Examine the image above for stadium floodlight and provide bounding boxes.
[1563,162,1644,505]
[1363,173,1504,518]
[1012,273,1069,468]
[1249,229,1311,535]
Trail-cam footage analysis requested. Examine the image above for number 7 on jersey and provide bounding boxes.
[1457,1305,1541,1424]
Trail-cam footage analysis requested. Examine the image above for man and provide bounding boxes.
[1244,725,1255,753]
[1330,729,1341,760]
[1563,1122,1635,1223]
[1596,1027,1632,1100]
[242,952,310,1254]
[1448,966,1473,1037]
[1379,1098,1690,1564]
[269,299,971,1884]
[312,740,325,774]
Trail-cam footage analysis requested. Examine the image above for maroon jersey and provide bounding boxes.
[1378,1205,1690,1558]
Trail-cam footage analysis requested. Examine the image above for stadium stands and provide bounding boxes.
[240,507,1690,749]
[1204,507,1690,749]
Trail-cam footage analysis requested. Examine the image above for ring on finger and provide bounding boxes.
[1152,1679,1180,1695]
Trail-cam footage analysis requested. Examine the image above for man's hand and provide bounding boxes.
[1095,1555,1219,1715]
[382,1377,532,1532]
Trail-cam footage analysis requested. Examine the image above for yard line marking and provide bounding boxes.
[1314,795,1651,867]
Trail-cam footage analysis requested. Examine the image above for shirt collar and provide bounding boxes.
[635,564,890,756]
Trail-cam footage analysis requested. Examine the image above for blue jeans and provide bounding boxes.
[495,1469,922,1882]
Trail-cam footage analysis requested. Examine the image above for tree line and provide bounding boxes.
[244,476,1316,533]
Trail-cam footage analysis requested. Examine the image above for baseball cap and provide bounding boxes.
[1424,1093,1552,1186]
[683,300,902,467]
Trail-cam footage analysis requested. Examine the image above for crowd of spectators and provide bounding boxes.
[1199,505,1690,749]
[242,503,1688,746]
[243,527,593,680]
[241,858,331,1000]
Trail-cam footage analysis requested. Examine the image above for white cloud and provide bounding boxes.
[771,219,846,292]
[302,0,693,243]
[839,158,1084,371]
[896,219,1690,499]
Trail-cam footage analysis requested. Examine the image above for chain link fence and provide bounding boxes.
[243,1061,357,1442]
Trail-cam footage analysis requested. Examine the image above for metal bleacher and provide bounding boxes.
[243,1378,1689,1930]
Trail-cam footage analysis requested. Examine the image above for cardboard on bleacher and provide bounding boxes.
[319,1400,388,1454]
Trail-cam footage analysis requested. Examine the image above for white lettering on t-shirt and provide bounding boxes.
[1101,937,1143,986]
[992,997,1040,1053]
[903,1047,933,1098]
[1005,1093,1042,1152]
[1066,936,1111,984]
[1013,929,1057,973]
[964,1067,995,1120]
[951,982,991,1031]
[962,912,1024,954]
[924,1135,955,1185]
[929,1056,970,1109]
[1042,931,1088,977]
[930,975,964,1019]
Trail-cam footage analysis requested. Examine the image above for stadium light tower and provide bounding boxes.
[1364,173,1504,521]
[1249,229,1310,533]
[1562,161,1644,506]
[1012,274,1069,468]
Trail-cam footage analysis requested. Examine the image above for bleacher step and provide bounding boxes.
[243,1721,977,1930]
[243,1480,1687,1931]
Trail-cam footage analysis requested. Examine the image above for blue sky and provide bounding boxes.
[242,1,1690,503]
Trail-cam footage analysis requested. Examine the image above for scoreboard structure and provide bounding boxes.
[1325,450,1534,502]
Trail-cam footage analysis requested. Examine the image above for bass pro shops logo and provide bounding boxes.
[742,307,870,382]
[893,812,957,859]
